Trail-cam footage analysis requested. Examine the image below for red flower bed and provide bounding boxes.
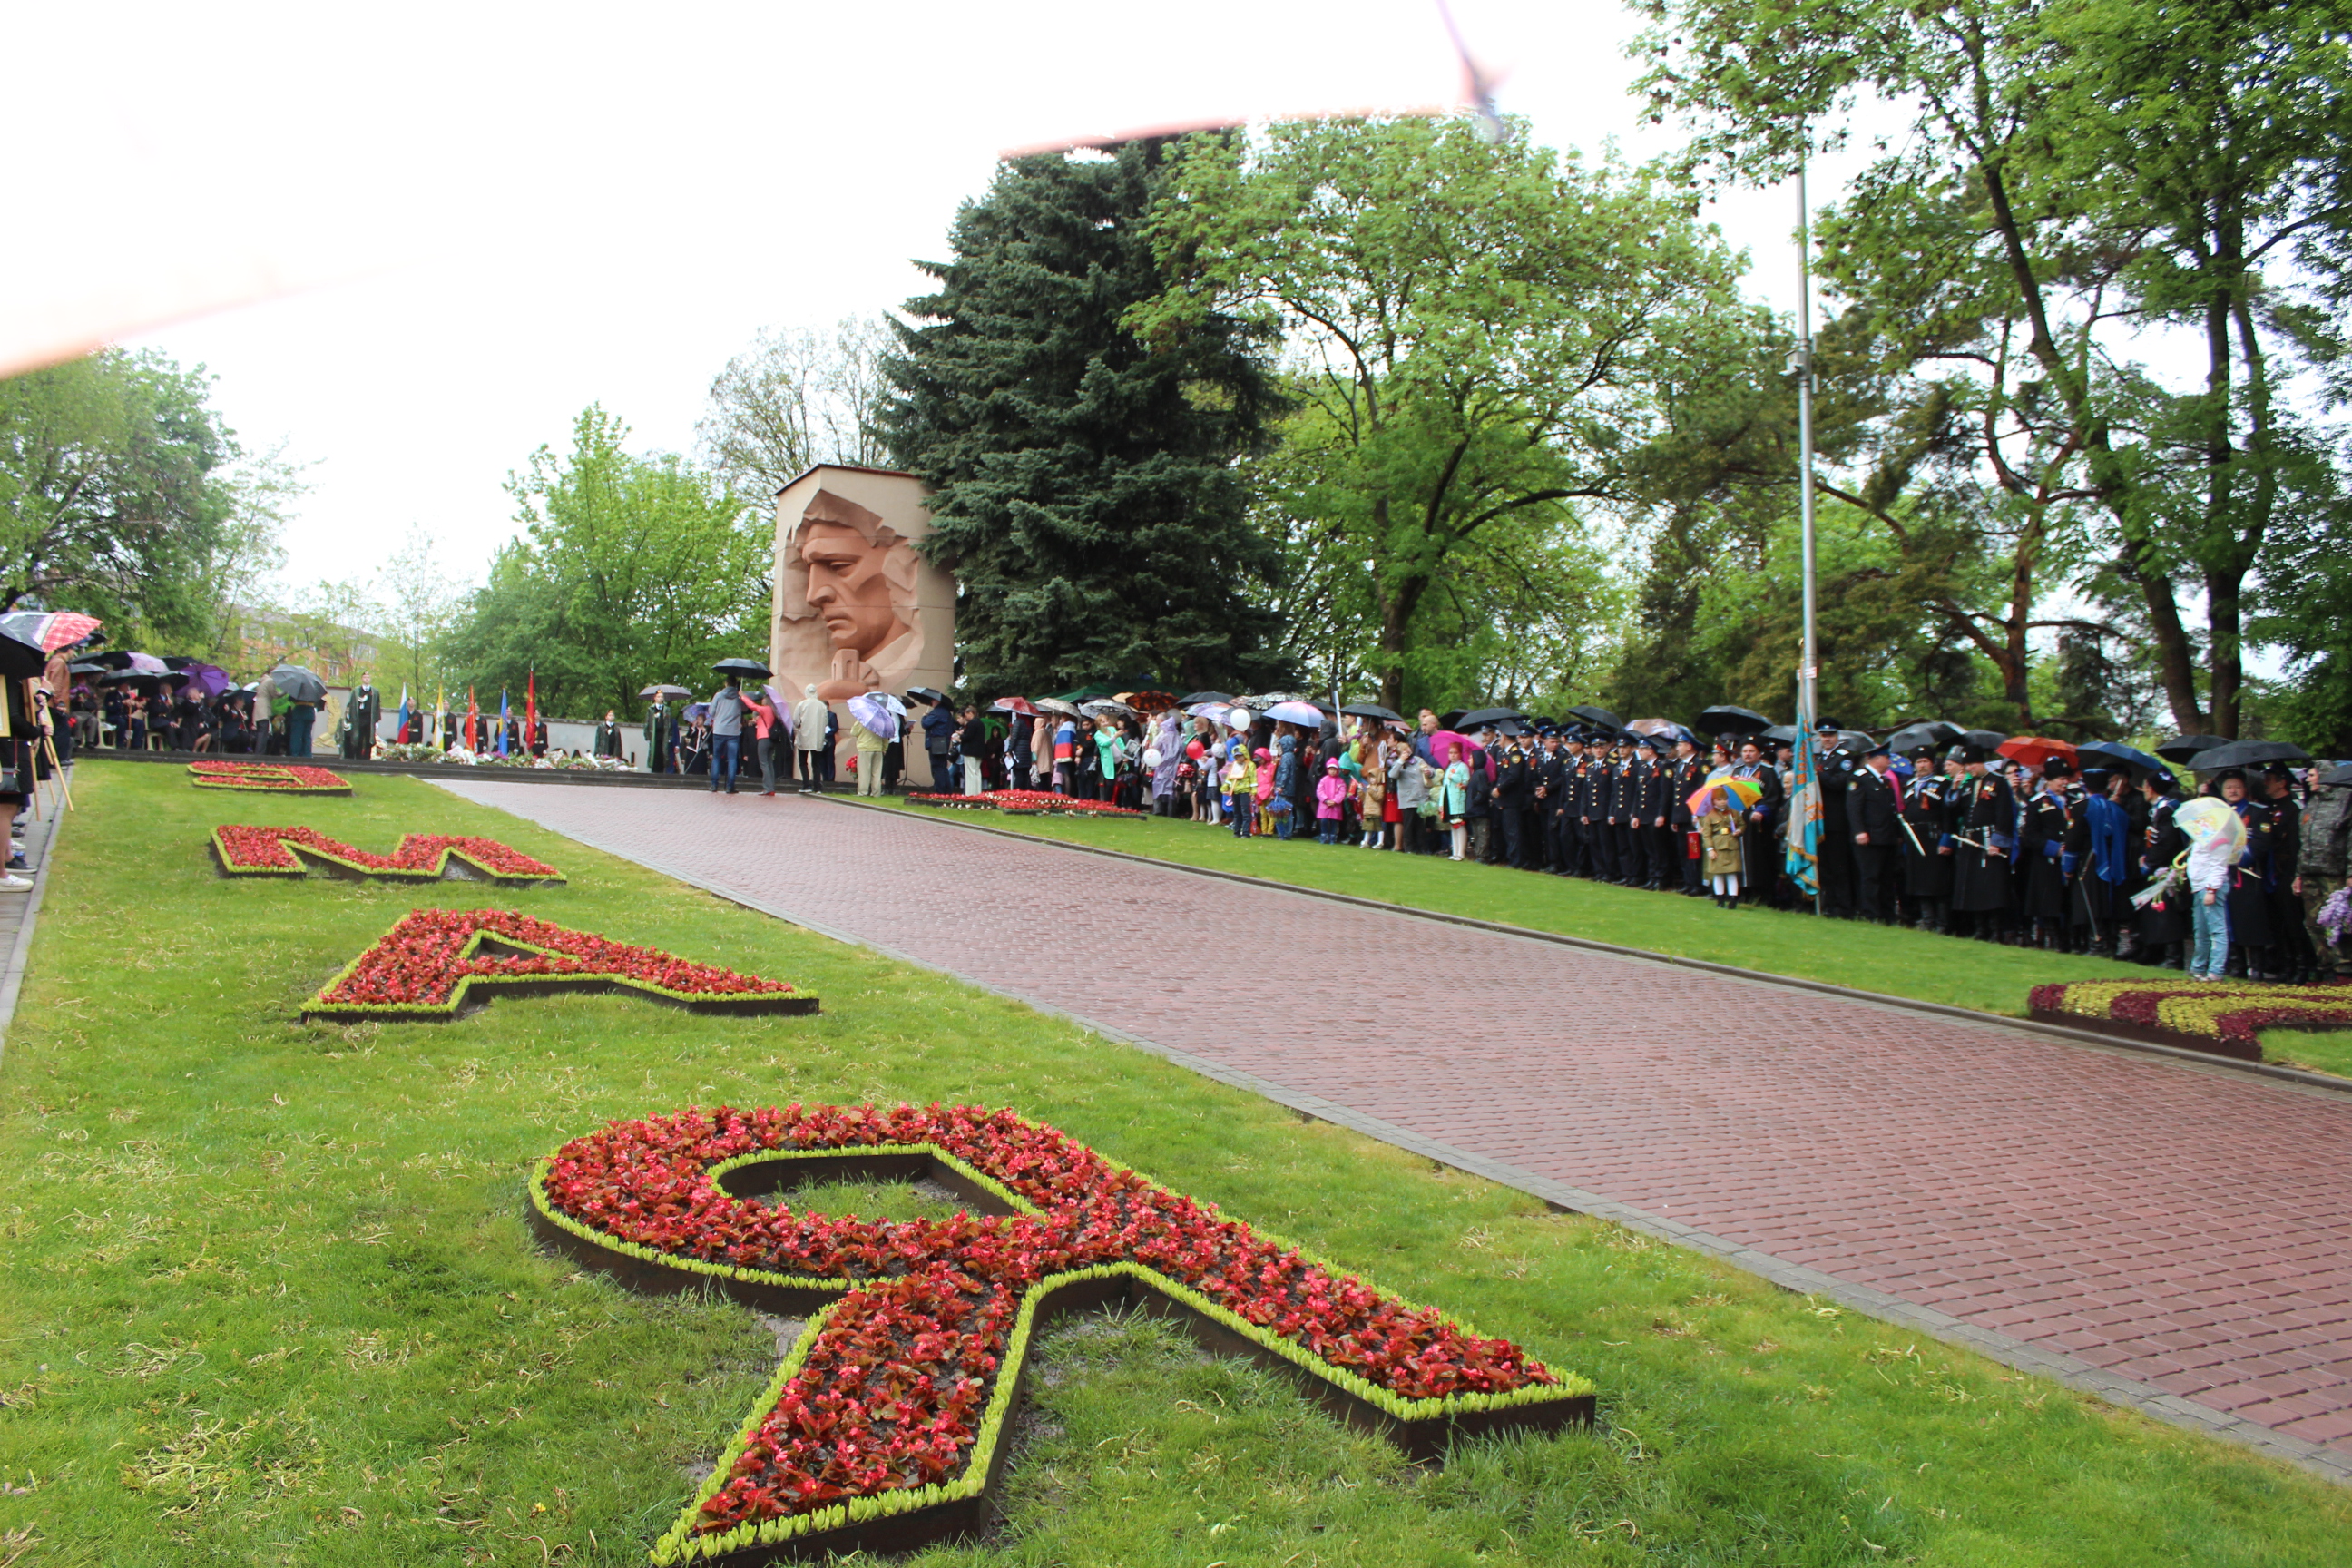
[188,760,352,794]
[903,793,995,809]
[532,1103,1589,1563]
[2030,978,2352,1059]
[213,825,564,883]
[906,790,1143,818]
[303,909,813,1021]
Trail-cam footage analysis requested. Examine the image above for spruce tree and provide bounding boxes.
[879,138,1287,696]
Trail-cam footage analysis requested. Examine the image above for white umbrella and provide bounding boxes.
[1263,701,1326,728]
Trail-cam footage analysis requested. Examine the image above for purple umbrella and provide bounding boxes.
[172,662,231,697]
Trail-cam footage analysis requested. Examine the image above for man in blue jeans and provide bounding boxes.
[705,675,747,794]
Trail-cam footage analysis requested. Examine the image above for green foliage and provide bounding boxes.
[879,138,1288,698]
[0,348,242,646]
[1150,118,1745,713]
[1634,0,2352,739]
[9,762,2348,1567]
[440,407,769,719]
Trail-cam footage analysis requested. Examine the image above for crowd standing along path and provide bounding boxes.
[435,779,2352,1480]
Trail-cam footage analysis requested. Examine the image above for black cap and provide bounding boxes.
[1634,734,1659,750]
[1864,741,1890,759]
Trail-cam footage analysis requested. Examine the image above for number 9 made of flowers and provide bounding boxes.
[531,1103,1593,1564]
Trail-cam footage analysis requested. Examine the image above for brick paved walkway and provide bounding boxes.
[438,782,2352,1475]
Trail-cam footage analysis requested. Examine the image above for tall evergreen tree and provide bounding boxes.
[879,139,1287,696]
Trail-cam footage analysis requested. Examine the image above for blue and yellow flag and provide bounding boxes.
[1785,690,1823,902]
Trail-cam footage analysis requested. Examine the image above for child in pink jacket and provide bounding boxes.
[1315,758,1350,845]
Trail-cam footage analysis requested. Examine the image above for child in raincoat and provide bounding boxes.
[1223,741,1255,838]
[1698,787,1746,908]
[1315,758,1350,845]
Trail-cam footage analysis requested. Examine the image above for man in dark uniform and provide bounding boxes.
[1947,744,2017,940]
[1730,739,1779,906]
[643,698,675,775]
[1668,735,1708,896]
[1627,735,1669,889]
[1898,749,1954,931]
[1846,740,1901,923]
[1534,730,1572,873]
[1577,733,1612,883]
[1814,720,1857,918]
[1494,733,1532,868]
[1608,735,1643,887]
[342,675,381,760]
[2216,769,2278,979]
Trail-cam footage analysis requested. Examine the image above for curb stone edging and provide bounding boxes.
[428,779,2352,1487]
[0,780,64,1066]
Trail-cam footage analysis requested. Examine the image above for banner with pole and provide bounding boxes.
[525,668,536,755]
[496,689,511,757]
[1786,691,1823,905]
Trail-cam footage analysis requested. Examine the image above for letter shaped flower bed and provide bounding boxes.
[212,825,565,885]
[907,789,1142,818]
[2029,977,2352,1061]
[303,909,815,1022]
[530,1102,1592,1564]
[187,760,353,795]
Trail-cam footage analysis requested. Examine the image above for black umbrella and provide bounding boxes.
[906,686,949,705]
[2320,762,2352,789]
[269,665,328,703]
[1694,704,1772,735]
[67,658,107,675]
[1886,720,1964,754]
[1339,702,1404,721]
[2189,739,2309,772]
[1177,691,1233,706]
[2155,733,2230,763]
[1759,724,1800,744]
[1961,729,2010,750]
[1828,730,1876,756]
[639,683,694,701]
[2078,740,2171,779]
[712,657,772,680]
[1566,704,1623,731]
[1455,706,1526,728]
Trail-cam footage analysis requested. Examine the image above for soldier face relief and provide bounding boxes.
[799,521,901,660]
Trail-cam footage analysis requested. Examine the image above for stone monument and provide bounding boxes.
[769,465,955,786]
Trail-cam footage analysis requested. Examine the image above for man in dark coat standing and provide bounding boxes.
[643,699,674,774]
[593,710,626,760]
[342,676,380,760]
[921,698,958,793]
[1947,744,2017,939]
[1846,741,1901,924]
[1494,736,1532,868]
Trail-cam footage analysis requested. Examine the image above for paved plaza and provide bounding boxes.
[439,781,2352,1476]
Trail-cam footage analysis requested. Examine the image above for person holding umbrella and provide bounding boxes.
[703,669,749,794]
[2298,762,2351,982]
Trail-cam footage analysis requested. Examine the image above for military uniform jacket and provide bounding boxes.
[1669,758,1710,829]
[1610,760,1642,824]
[1494,750,1533,809]
[1627,760,1667,824]
[2226,800,2275,946]
[2138,799,2193,946]
[1846,768,1899,846]
[1898,775,1954,896]
[1534,755,1570,815]
[2018,790,2072,918]
[1949,773,2017,913]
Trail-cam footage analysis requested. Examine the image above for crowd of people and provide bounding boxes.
[912,698,2349,987]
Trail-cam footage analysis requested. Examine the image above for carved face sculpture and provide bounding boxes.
[799,521,900,660]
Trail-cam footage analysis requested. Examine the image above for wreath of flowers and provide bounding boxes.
[906,789,1143,818]
[2029,977,2352,1059]
[211,825,565,885]
[302,909,815,1023]
[530,1102,1592,1564]
[187,760,352,795]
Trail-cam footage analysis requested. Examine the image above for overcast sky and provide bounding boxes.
[41,0,1873,601]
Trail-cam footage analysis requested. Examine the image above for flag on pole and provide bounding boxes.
[466,687,479,751]
[525,668,536,755]
[497,689,510,756]
[1785,690,1823,904]
[396,684,410,742]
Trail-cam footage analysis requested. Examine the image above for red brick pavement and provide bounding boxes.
[440,782,2352,1466]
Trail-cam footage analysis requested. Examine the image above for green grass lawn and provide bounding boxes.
[0,763,2345,1567]
[874,799,2345,1074]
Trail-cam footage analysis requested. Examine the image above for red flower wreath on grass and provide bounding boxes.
[530,1102,1592,1564]
[906,789,1143,818]
[212,825,564,884]
[302,908,814,1022]
[187,760,353,795]
[2029,977,2352,1059]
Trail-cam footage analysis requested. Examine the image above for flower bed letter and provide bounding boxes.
[188,760,353,795]
[2029,977,2352,1060]
[303,909,815,1022]
[531,1102,1592,1563]
[212,825,565,885]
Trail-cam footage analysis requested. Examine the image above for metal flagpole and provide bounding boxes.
[1793,133,1822,916]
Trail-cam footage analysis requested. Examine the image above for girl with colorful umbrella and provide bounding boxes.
[1690,770,1759,907]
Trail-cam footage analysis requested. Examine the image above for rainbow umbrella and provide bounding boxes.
[1689,770,1765,817]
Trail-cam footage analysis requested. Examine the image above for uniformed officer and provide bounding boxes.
[1846,740,1901,923]
[1898,748,1954,932]
[1670,734,1709,896]
[1534,729,1572,874]
[1947,744,2016,940]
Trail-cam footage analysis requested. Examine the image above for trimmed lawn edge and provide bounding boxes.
[838,795,2352,1099]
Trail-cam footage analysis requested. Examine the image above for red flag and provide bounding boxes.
[466,686,479,751]
[526,668,537,751]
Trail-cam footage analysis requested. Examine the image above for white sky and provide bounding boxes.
[29,0,1870,598]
